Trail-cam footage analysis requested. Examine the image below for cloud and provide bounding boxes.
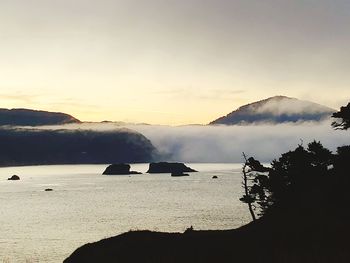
[125,121,350,163]
[251,97,335,116]
[151,88,246,101]
[0,93,38,104]
[24,121,350,163]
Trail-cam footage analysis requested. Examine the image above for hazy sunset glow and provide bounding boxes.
[0,0,349,124]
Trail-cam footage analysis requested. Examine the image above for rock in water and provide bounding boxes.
[103,164,142,175]
[8,175,20,180]
[147,162,197,174]
[171,173,189,177]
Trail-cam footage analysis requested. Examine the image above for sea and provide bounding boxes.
[0,163,251,262]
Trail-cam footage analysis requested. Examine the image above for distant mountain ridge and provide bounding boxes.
[210,96,335,125]
[0,108,80,126]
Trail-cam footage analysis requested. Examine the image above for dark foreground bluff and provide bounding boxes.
[64,203,350,263]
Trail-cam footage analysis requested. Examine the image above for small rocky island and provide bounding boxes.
[8,175,20,180]
[103,164,142,175]
[147,162,197,174]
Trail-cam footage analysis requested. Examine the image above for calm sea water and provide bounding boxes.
[0,163,250,263]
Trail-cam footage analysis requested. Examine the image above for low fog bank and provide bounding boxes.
[254,97,334,116]
[22,121,350,163]
[125,121,350,163]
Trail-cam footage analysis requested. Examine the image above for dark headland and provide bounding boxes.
[0,128,158,166]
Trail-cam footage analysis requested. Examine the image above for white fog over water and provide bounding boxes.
[33,120,350,163]
[128,121,350,162]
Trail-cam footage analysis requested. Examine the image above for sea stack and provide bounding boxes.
[103,164,142,175]
[147,162,197,174]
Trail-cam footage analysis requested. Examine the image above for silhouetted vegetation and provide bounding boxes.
[332,102,350,130]
[241,153,270,220]
[242,141,333,217]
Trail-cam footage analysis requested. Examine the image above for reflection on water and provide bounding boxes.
[0,163,250,262]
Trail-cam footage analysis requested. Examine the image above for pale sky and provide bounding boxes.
[0,0,349,124]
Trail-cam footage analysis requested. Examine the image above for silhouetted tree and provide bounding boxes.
[308,140,333,174]
[332,102,350,175]
[332,102,350,130]
[241,153,256,221]
[240,153,270,219]
[241,141,333,217]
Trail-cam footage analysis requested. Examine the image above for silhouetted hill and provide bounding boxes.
[0,128,157,166]
[64,207,350,263]
[210,96,334,125]
[0,108,80,126]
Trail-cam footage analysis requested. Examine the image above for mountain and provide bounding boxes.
[0,108,80,126]
[0,128,158,166]
[210,96,335,125]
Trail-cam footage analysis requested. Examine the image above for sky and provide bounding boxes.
[0,0,349,125]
